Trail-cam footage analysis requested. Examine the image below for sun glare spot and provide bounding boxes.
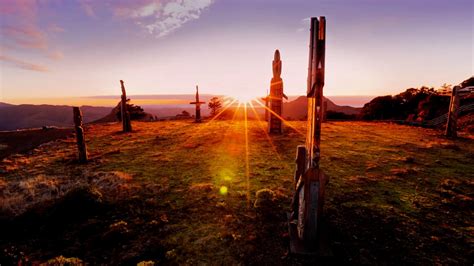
[219,186,228,195]
[231,94,259,104]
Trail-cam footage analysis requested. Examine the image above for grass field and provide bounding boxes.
[0,119,473,264]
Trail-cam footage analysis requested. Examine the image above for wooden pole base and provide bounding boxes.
[288,213,332,257]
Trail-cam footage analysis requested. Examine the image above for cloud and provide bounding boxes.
[113,1,163,18]
[0,0,65,71]
[0,0,45,49]
[47,50,64,60]
[0,55,49,72]
[2,25,48,50]
[108,0,214,38]
[297,17,311,32]
[48,24,66,33]
[78,0,96,17]
[0,0,213,73]
[0,0,37,18]
[51,0,214,39]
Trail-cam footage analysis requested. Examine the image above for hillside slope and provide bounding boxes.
[0,104,110,131]
[0,121,472,264]
[283,96,361,120]
[92,103,155,124]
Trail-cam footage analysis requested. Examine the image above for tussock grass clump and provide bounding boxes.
[0,175,67,216]
[102,220,130,243]
[188,183,214,193]
[43,255,84,266]
[0,171,136,216]
[137,261,156,266]
[254,189,276,211]
[52,185,103,219]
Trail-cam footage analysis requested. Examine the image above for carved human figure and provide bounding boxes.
[268,49,287,134]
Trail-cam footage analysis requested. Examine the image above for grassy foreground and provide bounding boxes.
[0,119,473,264]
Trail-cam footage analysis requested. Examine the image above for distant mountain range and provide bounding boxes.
[283,96,361,120]
[0,104,111,131]
[0,96,362,131]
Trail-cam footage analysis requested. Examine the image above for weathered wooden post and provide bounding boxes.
[322,100,328,122]
[190,85,205,122]
[288,16,330,256]
[445,86,460,138]
[268,50,288,134]
[120,80,132,132]
[73,107,88,163]
[294,145,306,185]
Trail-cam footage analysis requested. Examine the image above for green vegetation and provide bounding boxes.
[116,100,148,121]
[0,120,472,264]
[360,76,474,121]
[208,97,223,116]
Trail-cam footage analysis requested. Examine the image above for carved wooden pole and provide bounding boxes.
[289,17,329,254]
[265,97,269,121]
[73,107,88,163]
[290,145,306,221]
[294,145,306,186]
[306,17,325,169]
[322,101,328,122]
[268,50,288,134]
[445,86,460,138]
[190,85,205,123]
[120,80,132,132]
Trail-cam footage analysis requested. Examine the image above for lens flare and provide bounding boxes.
[219,186,228,195]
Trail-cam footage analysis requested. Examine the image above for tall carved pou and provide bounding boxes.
[268,50,288,134]
[289,17,330,255]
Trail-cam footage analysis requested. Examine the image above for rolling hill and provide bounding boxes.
[0,104,111,131]
[283,96,361,120]
[0,96,363,130]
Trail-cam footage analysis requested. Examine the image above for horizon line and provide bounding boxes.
[1,94,377,100]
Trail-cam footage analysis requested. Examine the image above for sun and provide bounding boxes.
[231,93,260,104]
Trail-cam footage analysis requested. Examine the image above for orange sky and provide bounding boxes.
[4,97,190,107]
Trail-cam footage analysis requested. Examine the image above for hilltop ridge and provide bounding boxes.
[0,96,361,131]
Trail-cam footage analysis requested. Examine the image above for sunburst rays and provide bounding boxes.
[254,99,305,136]
[188,95,299,208]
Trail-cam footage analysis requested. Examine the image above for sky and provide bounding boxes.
[0,0,473,104]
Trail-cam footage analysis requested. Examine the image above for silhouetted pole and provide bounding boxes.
[446,86,460,138]
[73,107,88,163]
[190,85,205,122]
[322,101,328,122]
[120,80,132,132]
[289,17,330,255]
[268,50,288,134]
[306,18,326,170]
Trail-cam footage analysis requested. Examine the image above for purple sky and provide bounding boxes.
[0,0,472,102]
